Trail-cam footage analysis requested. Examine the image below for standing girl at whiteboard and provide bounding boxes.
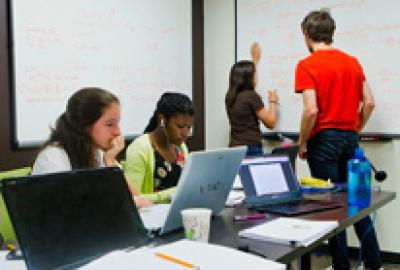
[31,87,151,208]
[225,43,279,156]
[125,92,194,203]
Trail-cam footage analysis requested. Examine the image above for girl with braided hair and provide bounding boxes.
[125,92,194,203]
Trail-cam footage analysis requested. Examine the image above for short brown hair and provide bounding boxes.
[301,10,335,44]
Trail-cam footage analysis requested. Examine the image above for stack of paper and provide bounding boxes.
[139,203,170,230]
[239,217,338,247]
[0,251,26,270]
[80,240,285,270]
[225,190,245,207]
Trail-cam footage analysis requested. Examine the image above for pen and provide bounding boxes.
[155,252,200,269]
[234,213,267,221]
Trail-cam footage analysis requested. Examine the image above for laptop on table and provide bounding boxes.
[140,146,247,235]
[239,154,342,216]
[0,167,149,270]
[271,145,299,171]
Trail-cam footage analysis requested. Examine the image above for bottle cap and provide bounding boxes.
[354,147,366,160]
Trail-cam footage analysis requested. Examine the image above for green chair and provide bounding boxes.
[0,167,32,242]
[120,160,127,171]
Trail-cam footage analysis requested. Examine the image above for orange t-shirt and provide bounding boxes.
[295,49,365,138]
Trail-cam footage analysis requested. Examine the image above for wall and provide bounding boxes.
[204,0,233,149]
[204,0,400,254]
[0,0,37,169]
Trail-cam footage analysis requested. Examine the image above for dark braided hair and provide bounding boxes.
[41,87,119,169]
[144,92,195,133]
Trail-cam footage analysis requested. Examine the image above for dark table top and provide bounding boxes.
[158,190,396,264]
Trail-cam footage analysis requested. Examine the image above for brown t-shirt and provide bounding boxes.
[227,90,264,147]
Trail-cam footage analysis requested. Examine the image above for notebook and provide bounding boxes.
[239,154,342,215]
[80,239,285,270]
[239,217,338,247]
[0,167,149,270]
[140,146,247,235]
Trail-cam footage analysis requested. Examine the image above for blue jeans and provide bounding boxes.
[307,129,381,270]
[246,143,263,156]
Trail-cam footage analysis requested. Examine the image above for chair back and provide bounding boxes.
[0,167,32,242]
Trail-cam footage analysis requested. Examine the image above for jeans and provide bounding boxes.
[307,129,382,270]
[246,143,263,156]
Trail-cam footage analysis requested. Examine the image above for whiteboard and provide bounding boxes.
[11,0,192,147]
[236,0,400,137]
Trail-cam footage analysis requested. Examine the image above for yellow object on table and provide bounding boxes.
[300,176,334,188]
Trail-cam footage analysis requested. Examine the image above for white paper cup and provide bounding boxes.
[181,208,212,242]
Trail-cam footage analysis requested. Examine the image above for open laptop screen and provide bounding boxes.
[239,155,299,198]
[1,167,148,270]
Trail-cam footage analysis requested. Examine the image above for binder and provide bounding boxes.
[239,217,338,247]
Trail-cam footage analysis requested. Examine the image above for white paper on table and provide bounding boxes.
[225,190,245,207]
[80,240,286,270]
[139,203,170,230]
[0,251,26,270]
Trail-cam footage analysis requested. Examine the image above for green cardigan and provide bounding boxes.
[125,134,189,203]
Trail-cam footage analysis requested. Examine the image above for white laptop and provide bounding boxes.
[140,146,247,235]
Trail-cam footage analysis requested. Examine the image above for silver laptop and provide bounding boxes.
[140,146,247,235]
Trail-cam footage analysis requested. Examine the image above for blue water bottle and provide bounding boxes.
[347,147,371,206]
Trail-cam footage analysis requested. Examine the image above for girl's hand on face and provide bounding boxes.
[104,135,125,166]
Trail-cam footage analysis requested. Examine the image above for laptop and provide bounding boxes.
[0,167,149,270]
[271,145,299,171]
[140,146,247,235]
[239,154,342,216]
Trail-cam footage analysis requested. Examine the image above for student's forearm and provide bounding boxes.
[141,187,176,203]
[298,90,318,145]
[124,175,139,196]
[358,81,375,131]
[359,104,374,130]
[262,104,278,129]
[298,111,317,145]
[359,101,375,130]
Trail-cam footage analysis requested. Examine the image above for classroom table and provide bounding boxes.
[1,190,395,270]
[159,190,396,269]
